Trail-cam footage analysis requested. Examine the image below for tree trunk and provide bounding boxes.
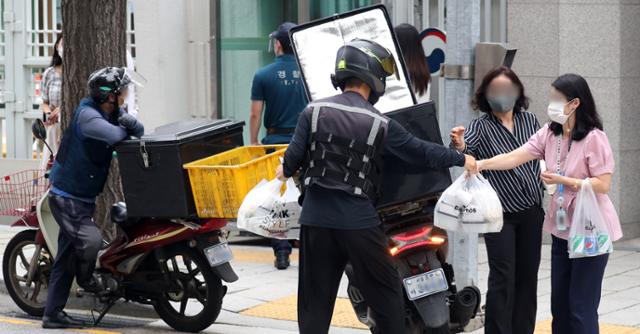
[61,0,127,241]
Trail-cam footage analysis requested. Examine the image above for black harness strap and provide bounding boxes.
[306,166,375,196]
[310,149,372,175]
[311,132,376,157]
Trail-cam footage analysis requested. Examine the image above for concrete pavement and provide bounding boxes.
[0,225,639,333]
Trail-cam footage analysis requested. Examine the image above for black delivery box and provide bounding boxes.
[377,101,452,208]
[116,119,244,218]
[289,5,453,210]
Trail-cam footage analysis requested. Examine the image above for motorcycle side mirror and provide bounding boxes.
[32,119,47,141]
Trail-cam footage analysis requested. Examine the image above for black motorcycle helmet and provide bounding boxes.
[331,38,399,105]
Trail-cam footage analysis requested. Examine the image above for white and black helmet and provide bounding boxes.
[87,67,145,104]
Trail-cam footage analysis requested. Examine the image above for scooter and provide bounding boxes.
[346,195,481,334]
[1,119,237,333]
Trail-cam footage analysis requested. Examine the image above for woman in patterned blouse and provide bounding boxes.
[41,33,63,167]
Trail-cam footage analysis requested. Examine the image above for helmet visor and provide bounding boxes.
[379,54,399,80]
[123,68,147,88]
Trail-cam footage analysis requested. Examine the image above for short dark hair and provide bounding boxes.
[549,73,603,141]
[472,66,529,113]
[50,33,63,67]
[278,39,293,54]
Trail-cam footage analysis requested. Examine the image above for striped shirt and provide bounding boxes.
[462,111,544,213]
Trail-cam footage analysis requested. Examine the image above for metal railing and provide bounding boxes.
[0,0,136,159]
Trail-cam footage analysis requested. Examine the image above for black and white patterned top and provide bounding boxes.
[463,111,544,213]
[42,66,62,109]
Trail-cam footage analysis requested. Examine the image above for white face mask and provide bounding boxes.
[547,101,574,124]
[57,47,63,58]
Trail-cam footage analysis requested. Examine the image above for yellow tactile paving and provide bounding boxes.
[534,320,640,334]
[241,296,640,332]
[232,248,299,264]
[241,295,368,329]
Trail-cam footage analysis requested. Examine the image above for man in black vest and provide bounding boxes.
[42,67,143,329]
[276,39,477,333]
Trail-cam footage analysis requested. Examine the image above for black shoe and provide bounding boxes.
[275,251,290,270]
[42,311,85,329]
[79,274,105,294]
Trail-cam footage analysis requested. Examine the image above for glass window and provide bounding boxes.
[217,0,375,143]
[218,0,297,143]
[310,0,375,20]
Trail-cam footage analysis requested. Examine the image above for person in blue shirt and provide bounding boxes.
[250,22,308,269]
[42,67,143,329]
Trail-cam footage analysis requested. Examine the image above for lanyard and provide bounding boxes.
[555,135,572,196]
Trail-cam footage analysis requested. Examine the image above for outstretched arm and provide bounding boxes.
[385,119,476,172]
[281,108,311,178]
[477,147,537,171]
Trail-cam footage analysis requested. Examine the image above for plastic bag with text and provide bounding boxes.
[568,179,613,258]
[434,173,504,233]
[237,178,301,240]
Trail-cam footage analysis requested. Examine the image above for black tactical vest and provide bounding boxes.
[301,100,389,201]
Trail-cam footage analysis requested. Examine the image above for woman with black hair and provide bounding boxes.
[449,66,544,334]
[394,24,431,103]
[41,33,63,167]
[477,73,623,334]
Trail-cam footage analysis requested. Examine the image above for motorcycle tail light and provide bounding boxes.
[389,226,446,256]
[201,218,227,231]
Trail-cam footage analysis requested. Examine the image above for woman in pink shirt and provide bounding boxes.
[477,73,622,334]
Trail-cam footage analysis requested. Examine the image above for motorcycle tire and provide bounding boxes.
[153,246,224,333]
[2,230,51,317]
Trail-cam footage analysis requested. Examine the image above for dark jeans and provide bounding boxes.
[44,194,102,317]
[484,205,544,334]
[298,225,405,334]
[271,239,292,254]
[551,236,609,334]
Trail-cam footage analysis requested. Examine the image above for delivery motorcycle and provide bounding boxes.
[346,195,481,333]
[1,119,237,333]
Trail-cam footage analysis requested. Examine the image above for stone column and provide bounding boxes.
[443,0,482,288]
[507,0,640,239]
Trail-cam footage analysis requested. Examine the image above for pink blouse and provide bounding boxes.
[523,124,622,241]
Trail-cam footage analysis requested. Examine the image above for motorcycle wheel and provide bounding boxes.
[153,246,224,333]
[2,230,52,317]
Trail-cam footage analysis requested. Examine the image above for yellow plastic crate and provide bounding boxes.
[183,145,287,218]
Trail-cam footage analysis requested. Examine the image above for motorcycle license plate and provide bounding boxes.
[403,268,448,301]
[204,243,233,267]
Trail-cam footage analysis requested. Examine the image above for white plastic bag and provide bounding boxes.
[237,178,301,240]
[568,179,613,258]
[434,173,504,233]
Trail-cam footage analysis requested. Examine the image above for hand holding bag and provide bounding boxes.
[434,173,504,233]
[237,178,301,240]
[568,179,613,258]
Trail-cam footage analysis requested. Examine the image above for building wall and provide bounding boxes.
[132,0,212,132]
[507,0,640,238]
